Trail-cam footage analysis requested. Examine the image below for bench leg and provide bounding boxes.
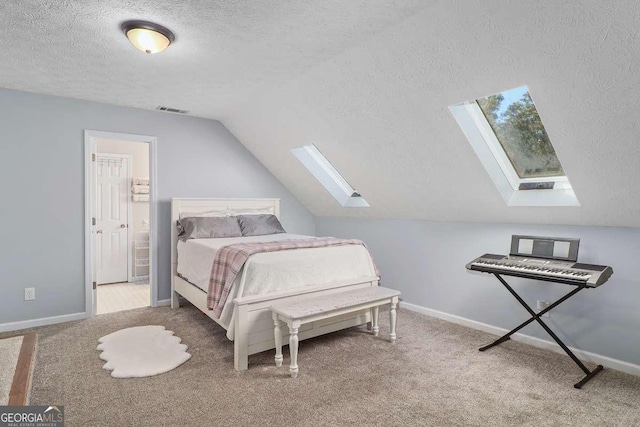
[273,317,283,367]
[289,325,299,378]
[371,306,379,336]
[390,298,398,343]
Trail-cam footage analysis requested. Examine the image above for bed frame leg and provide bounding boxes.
[234,304,249,371]
[171,290,180,309]
[234,339,249,371]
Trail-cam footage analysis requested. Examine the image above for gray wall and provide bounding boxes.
[0,88,314,324]
[315,217,640,365]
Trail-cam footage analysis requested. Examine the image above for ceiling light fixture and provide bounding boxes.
[121,20,175,54]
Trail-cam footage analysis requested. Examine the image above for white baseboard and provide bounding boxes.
[401,301,640,378]
[1,300,172,333]
[0,312,87,333]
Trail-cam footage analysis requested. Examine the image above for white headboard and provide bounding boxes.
[170,198,281,293]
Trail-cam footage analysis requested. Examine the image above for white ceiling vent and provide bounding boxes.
[155,106,189,114]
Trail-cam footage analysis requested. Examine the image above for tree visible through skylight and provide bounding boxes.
[476,86,564,179]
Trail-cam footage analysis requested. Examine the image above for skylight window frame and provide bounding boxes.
[467,101,571,191]
[291,144,369,208]
[449,95,579,207]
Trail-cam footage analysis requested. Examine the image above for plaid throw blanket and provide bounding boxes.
[207,237,375,317]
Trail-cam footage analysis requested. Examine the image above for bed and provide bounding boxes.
[170,198,380,371]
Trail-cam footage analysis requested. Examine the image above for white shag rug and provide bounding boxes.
[97,325,191,378]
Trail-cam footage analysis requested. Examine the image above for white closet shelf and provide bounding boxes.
[134,230,150,279]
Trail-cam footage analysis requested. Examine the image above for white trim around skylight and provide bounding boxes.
[291,144,369,207]
[449,102,579,207]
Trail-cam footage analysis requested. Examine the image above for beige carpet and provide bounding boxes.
[0,335,23,405]
[10,304,640,426]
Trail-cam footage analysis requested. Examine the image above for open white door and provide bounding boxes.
[95,154,130,284]
[85,130,158,318]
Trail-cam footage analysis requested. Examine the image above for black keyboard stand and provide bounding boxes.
[479,273,603,389]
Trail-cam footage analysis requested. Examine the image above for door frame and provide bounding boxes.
[84,130,158,317]
[94,152,133,284]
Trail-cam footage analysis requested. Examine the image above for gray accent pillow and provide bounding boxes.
[177,216,242,241]
[237,214,286,236]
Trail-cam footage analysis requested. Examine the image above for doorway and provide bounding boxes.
[85,131,158,316]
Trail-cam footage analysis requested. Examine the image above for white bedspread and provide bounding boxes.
[176,233,377,340]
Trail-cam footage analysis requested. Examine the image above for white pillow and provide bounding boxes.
[179,208,230,219]
[228,207,274,216]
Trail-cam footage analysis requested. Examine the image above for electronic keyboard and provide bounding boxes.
[466,254,613,287]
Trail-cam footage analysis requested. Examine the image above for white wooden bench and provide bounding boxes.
[271,286,400,378]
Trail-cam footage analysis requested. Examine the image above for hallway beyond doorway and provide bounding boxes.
[96,282,150,315]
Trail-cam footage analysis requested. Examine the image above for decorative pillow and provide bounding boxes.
[228,207,274,216]
[236,214,286,236]
[177,216,242,241]
[179,208,229,219]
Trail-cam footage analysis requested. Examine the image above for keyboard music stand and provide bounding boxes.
[480,272,603,389]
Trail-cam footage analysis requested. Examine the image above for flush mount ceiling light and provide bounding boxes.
[121,20,175,54]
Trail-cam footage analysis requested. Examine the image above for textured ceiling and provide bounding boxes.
[225,0,640,227]
[2,1,640,227]
[0,0,428,118]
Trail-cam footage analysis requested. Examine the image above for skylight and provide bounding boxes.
[449,86,579,206]
[476,87,564,179]
[291,144,369,207]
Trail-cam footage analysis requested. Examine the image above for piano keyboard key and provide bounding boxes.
[466,254,612,287]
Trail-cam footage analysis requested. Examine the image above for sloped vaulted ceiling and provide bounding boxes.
[224,0,640,227]
[1,1,639,227]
